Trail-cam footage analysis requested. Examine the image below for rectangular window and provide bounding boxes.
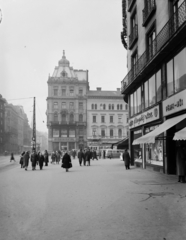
[144,81,149,108]
[62,88,66,96]
[54,102,58,109]
[110,129,114,138]
[110,116,113,123]
[101,129,105,138]
[69,129,75,137]
[174,47,186,93]
[149,75,156,106]
[62,102,66,109]
[54,88,58,96]
[69,102,74,109]
[79,89,83,95]
[167,59,174,96]
[130,94,134,116]
[126,114,129,123]
[61,129,67,137]
[92,128,96,136]
[134,91,137,114]
[118,116,122,123]
[53,129,59,137]
[156,69,162,102]
[93,116,96,123]
[101,116,105,123]
[79,102,83,110]
[70,88,74,96]
[137,87,141,113]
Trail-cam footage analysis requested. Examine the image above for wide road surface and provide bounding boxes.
[0,156,186,240]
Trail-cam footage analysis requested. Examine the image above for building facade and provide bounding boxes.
[87,88,128,150]
[47,51,89,152]
[121,0,186,173]
[0,95,5,154]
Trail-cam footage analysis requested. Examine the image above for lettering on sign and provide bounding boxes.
[165,99,183,112]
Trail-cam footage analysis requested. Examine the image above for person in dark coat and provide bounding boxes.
[123,149,131,170]
[103,150,106,159]
[85,149,91,166]
[23,151,30,171]
[10,152,16,162]
[38,152,44,170]
[61,151,72,172]
[19,151,25,168]
[78,149,84,166]
[31,150,38,170]
[51,151,56,164]
[92,150,98,160]
[44,150,49,166]
[176,143,186,183]
[56,151,61,164]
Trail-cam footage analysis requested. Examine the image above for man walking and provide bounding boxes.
[122,149,131,170]
[78,149,84,166]
[85,148,91,166]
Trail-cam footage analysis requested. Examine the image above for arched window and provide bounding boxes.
[62,114,66,123]
[117,104,119,110]
[79,114,83,122]
[103,104,106,110]
[109,104,111,110]
[120,104,123,110]
[54,113,58,122]
[92,104,94,110]
[112,104,114,110]
[110,129,114,138]
[118,129,122,138]
[95,104,97,110]
[69,113,74,123]
[100,104,103,110]
[125,104,128,110]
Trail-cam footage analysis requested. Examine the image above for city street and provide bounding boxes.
[0,156,186,240]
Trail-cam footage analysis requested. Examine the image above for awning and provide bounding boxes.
[111,137,128,149]
[173,127,186,140]
[133,114,186,145]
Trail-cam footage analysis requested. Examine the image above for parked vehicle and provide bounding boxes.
[105,149,124,159]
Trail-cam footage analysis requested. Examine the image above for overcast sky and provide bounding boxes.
[0,0,127,132]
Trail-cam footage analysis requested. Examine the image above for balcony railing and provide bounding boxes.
[128,0,136,12]
[129,24,138,49]
[142,0,156,26]
[121,0,186,93]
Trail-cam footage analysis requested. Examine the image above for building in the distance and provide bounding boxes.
[0,94,6,154]
[46,51,89,152]
[121,0,186,174]
[87,88,128,151]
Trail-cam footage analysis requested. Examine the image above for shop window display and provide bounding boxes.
[133,129,142,163]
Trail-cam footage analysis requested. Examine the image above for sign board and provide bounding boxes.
[129,105,160,129]
[163,89,186,116]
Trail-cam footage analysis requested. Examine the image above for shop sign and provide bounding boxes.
[48,137,76,142]
[129,105,160,129]
[163,89,186,116]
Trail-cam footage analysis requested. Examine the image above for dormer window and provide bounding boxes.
[61,71,67,77]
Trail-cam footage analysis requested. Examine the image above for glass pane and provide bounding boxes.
[137,87,141,113]
[174,48,186,93]
[145,81,149,108]
[156,69,162,102]
[167,59,174,96]
[149,75,156,106]
[134,91,137,114]
[61,129,67,137]
[130,94,134,116]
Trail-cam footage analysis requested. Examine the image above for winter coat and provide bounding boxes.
[85,151,91,162]
[62,153,72,169]
[176,147,186,176]
[123,151,131,166]
[23,152,29,167]
[44,152,49,164]
[31,153,38,167]
[38,154,44,168]
[78,151,85,161]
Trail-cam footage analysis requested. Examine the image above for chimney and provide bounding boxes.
[97,87,101,91]
[117,88,120,91]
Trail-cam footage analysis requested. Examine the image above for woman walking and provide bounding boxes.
[10,152,16,162]
[61,151,72,172]
[19,152,25,168]
[44,150,49,166]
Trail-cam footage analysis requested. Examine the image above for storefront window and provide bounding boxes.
[144,80,149,108]
[174,47,186,93]
[166,59,174,96]
[156,69,162,102]
[149,75,156,106]
[145,126,163,166]
[133,130,142,162]
[61,129,67,137]
[69,129,75,137]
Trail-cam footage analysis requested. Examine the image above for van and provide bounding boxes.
[105,149,124,159]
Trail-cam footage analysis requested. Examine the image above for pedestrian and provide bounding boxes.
[103,150,106,159]
[122,149,131,170]
[85,148,91,166]
[92,150,98,160]
[78,148,84,166]
[23,151,30,171]
[31,150,38,170]
[44,150,49,166]
[19,152,25,168]
[38,152,44,170]
[10,152,16,162]
[51,151,56,164]
[61,151,72,172]
[176,143,186,183]
[56,151,61,164]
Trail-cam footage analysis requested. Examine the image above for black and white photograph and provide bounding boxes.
[0,0,186,239]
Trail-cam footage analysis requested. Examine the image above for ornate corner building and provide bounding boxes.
[46,51,89,152]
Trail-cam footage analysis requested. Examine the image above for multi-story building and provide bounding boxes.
[87,88,128,150]
[121,0,186,174]
[47,51,89,152]
[0,94,5,154]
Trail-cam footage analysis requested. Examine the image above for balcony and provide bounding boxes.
[121,1,186,96]
[128,0,136,12]
[129,24,138,49]
[142,0,156,27]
